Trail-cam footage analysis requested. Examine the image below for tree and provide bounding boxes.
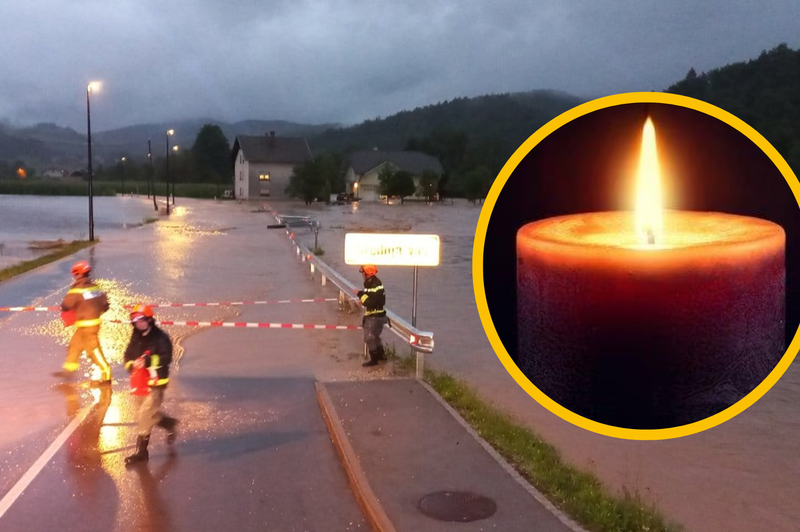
[461,166,492,204]
[379,166,415,203]
[377,165,396,198]
[416,170,439,202]
[286,154,343,204]
[191,124,231,193]
[392,171,416,203]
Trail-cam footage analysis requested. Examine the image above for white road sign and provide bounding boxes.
[344,233,441,267]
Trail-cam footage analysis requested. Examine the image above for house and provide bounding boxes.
[42,168,66,179]
[230,132,313,200]
[345,150,444,202]
[68,169,89,180]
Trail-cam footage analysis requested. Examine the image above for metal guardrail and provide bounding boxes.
[275,213,435,355]
[278,215,321,230]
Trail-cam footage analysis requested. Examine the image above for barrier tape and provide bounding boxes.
[131,298,337,309]
[0,298,337,313]
[108,319,361,330]
[0,306,59,312]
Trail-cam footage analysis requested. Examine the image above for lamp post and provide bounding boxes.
[148,138,157,211]
[165,129,174,215]
[171,145,179,205]
[86,81,101,242]
[353,181,359,201]
[120,156,126,196]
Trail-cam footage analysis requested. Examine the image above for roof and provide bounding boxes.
[231,134,313,165]
[349,150,443,176]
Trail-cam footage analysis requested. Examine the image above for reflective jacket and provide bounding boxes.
[61,276,109,328]
[123,324,173,387]
[358,275,386,317]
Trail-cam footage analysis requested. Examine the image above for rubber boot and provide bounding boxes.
[124,435,150,466]
[158,416,179,445]
[362,350,380,367]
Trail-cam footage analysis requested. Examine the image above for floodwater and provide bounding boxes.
[0,195,154,269]
[276,198,800,532]
[1,195,797,532]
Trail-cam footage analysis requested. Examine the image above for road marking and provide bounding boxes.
[0,401,96,519]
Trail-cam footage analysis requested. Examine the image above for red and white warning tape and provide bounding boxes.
[0,306,59,312]
[128,298,336,309]
[0,298,337,312]
[108,319,360,330]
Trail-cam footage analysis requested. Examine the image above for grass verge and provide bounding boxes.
[390,352,681,532]
[0,240,96,284]
[0,180,224,199]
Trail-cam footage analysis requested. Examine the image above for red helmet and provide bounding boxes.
[129,304,154,320]
[71,260,91,276]
[359,264,378,276]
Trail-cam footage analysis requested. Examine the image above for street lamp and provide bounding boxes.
[165,129,174,215]
[86,81,101,242]
[171,145,179,205]
[120,156,126,196]
[148,138,157,210]
[353,181,359,201]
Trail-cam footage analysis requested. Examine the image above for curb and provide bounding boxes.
[418,380,590,532]
[315,381,397,532]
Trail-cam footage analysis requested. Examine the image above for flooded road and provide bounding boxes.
[280,198,800,532]
[0,198,368,531]
[0,195,796,531]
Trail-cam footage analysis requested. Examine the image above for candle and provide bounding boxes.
[516,119,786,429]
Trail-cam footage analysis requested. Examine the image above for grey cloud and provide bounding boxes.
[1,0,799,131]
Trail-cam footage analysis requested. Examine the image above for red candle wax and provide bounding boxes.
[517,210,785,429]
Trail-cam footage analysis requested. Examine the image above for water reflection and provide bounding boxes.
[128,455,177,532]
[56,383,118,530]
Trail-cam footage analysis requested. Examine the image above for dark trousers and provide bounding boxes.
[363,315,388,352]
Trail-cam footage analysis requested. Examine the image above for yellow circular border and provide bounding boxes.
[472,91,800,440]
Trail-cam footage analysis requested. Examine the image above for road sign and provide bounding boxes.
[344,233,440,267]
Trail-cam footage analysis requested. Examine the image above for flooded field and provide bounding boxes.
[275,198,800,532]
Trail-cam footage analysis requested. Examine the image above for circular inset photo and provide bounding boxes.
[474,92,800,439]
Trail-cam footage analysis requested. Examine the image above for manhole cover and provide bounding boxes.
[417,491,497,522]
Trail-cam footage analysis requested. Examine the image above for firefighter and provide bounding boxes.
[357,264,388,367]
[124,304,179,466]
[53,260,112,385]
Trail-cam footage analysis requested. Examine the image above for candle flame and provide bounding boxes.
[635,117,663,246]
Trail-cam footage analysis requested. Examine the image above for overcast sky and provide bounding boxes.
[2,0,798,132]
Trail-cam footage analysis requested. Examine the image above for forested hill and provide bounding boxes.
[309,90,584,166]
[668,43,800,173]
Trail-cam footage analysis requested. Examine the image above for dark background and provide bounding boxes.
[483,103,799,364]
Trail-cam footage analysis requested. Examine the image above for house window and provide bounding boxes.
[239,154,244,164]
[259,174,270,181]
[239,187,243,196]
[239,171,242,181]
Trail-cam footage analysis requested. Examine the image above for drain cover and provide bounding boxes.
[417,491,497,522]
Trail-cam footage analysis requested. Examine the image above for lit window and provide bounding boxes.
[259,174,270,181]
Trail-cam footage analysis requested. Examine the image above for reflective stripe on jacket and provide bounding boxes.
[358,275,386,317]
[61,277,110,325]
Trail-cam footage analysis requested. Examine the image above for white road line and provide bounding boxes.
[0,401,96,519]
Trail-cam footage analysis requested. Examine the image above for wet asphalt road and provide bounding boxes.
[0,200,369,532]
